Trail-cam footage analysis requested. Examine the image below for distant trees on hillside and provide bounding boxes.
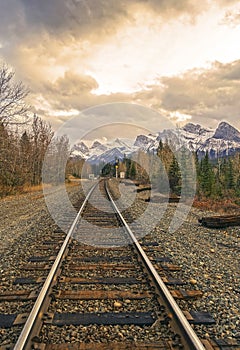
[104,139,240,201]
[195,151,240,199]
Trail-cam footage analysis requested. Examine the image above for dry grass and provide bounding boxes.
[0,184,48,201]
[0,180,81,201]
[193,197,240,214]
[18,180,80,194]
[21,184,44,193]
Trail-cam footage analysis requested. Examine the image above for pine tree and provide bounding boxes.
[101,163,113,177]
[125,158,131,179]
[168,155,181,195]
[157,139,163,155]
[226,159,235,190]
[194,151,201,197]
[178,148,196,198]
[199,151,214,197]
[129,161,136,179]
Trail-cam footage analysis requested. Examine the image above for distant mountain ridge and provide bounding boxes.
[70,121,240,164]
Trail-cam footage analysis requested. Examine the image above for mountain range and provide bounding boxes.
[70,121,240,164]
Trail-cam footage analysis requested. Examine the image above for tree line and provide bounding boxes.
[195,150,240,199]
[0,114,72,196]
[0,63,71,197]
[104,139,240,201]
[156,140,240,199]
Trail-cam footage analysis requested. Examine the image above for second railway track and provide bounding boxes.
[0,179,239,349]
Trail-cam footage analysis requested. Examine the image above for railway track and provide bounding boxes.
[0,180,239,349]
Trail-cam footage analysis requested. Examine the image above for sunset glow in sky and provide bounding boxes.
[0,0,240,131]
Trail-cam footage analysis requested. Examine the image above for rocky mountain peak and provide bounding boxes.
[182,123,210,135]
[71,141,89,153]
[91,140,103,149]
[71,121,240,163]
[213,121,240,142]
[134,134,154,147]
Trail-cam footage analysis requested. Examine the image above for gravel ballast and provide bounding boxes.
[108,179,240,342]
[0,179,239,346]
[0,182,86,346]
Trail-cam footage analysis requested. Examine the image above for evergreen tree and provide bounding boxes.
[199,151,214,197]
[226,159,235,190]
[168,155,181,195]
[125,158,131,179]
[178,148,196,198]
[235,175,240,196]
[194,151,201,197]
[129,161,136,179]
[102,163,113,177]
[157,139,163,155]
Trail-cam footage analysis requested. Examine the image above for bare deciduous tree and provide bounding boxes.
[31,115,54,185]
[0,114,54,196]
[0,63,30,123]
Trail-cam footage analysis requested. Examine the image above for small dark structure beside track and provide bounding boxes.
[145,196,180,203]
[199,215,240,228]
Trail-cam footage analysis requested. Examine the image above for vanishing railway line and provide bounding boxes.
[0,180,239,349]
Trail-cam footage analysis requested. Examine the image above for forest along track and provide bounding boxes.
[0,180,237,350]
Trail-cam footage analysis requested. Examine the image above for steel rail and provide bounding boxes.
[106,182,205,350]
[14,181,98,350]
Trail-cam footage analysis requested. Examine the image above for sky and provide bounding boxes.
[1,0,240,136]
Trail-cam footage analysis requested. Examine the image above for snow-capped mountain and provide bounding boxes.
[90,141,107,151]
[133,124,214,154]
[198,122,240,158]
[134,134,157,148]
[71,141,90,159]
[70,121,240,163]
[212,121,240,142]
[71,137,138,164]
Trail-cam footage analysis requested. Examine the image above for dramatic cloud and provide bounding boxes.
[0,0,240,131]
[154,60,240,126]
[28,71,135,129]
[28,59,240,130]
[221,8,240,27]
[0,0,238,47]
[0,0,205,45]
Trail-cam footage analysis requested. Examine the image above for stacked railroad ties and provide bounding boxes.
[0,180,239,349]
